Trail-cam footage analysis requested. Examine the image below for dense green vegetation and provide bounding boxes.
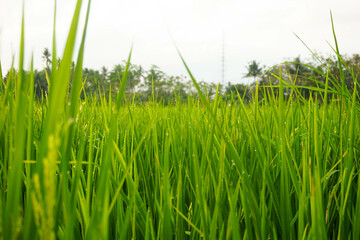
[5,49,360,105]
[1,1,360,239]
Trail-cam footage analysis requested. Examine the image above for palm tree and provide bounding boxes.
[42,48,52,70]
[244,60,262,82]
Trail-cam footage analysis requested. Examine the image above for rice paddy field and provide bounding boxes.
[1,1,360,239]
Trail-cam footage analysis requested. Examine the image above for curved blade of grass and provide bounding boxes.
[37,0,84,176]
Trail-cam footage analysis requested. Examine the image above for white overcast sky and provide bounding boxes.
[0,0,359,84]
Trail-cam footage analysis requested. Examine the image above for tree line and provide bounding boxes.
[3,48,360,103]
[226,53,360,102]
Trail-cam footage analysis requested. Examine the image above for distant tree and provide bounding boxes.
[225,83,250,101]
[83,68,101,96]
[108,63,142,94]
[172,76,187,102]
[108,64,122,95]
[109,64,123,82]
[339,54,360,89]
[34,69,48,99]
[127,64,142,93]
[245,60,263,82]
[144,65,164,98]
[42,48,52,70]
[288,56,308,76]
[101,66,108,82]
[285,56,317,98]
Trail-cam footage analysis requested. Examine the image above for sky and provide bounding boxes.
[0,0,360,84]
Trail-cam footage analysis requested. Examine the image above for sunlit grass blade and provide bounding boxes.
[38,0,84,166]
